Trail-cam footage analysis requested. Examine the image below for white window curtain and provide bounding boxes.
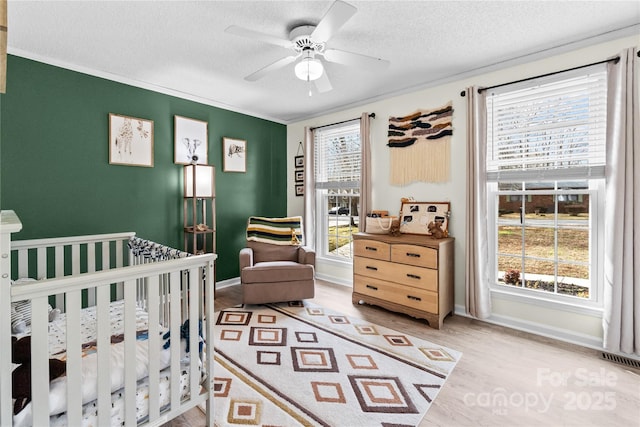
[359,113,372,230]
[303,115,372,251]
[465,86,492,318]
[303,126,315,249]
[603,47,639,356]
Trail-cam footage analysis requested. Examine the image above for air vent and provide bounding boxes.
[601,352,640,370]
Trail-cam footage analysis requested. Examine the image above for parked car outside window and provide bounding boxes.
[328,207,349,215]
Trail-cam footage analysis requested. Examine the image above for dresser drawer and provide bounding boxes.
[354,257,438,292]
[354,239,390,261]
[354,275,438,314]
[391,244,437,269]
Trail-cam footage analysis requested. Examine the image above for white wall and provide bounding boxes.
[287,32,639,349]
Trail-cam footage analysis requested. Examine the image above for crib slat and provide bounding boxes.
[124,278,137,426]
[116,240,125,299]
[205,259,215,427]
[18,248,28,278]
[96,285,112,426]
[37,247,46,279]
[147,274,161,421]
[31,296,51,427]
[169,270,182,410]
[65,290,83,426]
[188,267,200,402]
[87,242,96,272]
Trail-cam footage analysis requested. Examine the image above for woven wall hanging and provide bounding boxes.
[387,102,453,185]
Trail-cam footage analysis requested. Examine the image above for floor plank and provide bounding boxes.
[165,280,640,426]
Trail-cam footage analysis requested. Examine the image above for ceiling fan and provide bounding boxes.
[225,0,389,94]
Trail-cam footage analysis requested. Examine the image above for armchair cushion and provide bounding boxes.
[247,241,299,264]
[241,261,314,284]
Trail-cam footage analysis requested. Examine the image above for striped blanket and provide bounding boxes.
[246,216,303,246]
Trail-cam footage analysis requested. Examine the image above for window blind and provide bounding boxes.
[486,68,607,182]
[314,120,361,190]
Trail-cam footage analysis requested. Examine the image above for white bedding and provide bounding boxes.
[13,300,199,427]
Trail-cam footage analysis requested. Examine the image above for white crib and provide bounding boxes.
[0,210,215,426]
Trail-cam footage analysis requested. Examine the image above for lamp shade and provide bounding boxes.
[184,164,214,198]
[294,56,323,81]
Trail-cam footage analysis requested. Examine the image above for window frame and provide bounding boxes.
[484,66,607,309]
[313,120,361,262]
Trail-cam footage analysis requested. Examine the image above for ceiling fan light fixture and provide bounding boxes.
[294,56,323,81]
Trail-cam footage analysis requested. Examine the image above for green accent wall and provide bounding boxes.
[0,55,287,280]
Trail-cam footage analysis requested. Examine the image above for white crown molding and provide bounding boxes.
[6,47,287,125]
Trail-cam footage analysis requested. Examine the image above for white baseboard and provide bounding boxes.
[215,277,239,290]
[316,273,352,288]
[454,304,604,351]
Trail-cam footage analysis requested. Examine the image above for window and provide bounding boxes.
[485,67,607,305]
[314,120,361,260]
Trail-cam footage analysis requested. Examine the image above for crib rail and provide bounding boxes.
[9,254,216,427]
[11,232,135,309]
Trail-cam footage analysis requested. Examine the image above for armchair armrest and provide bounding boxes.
[297,246,316,267]
[239,247,254,270]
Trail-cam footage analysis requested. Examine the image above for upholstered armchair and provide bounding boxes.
[239,216,315,304]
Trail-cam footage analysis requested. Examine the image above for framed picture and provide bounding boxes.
[399,201,450,235]
[295,170,304,183]
[174,115,208,164]
[295,155,304,168]
[109,113,154,167]
[295,184,304,197]
[223,137,247,172]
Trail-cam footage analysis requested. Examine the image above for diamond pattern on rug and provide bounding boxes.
[258,314,276,324]
[217,310,252,326]
[384,334,413,346]
[346,354,379,370]
[256,351,281,366]
[295,331,318,343]
[311,381,346,403]
[355,324,379,335]
[227,399,262,424]
[329,315,350,324]
[248,327,287,346]
[213,302,461,426]
[348,375,418,414]
[306,307,324,316]
[213,377,232,397]
[420,347,455,362]
[220,329,242,341]
[291,347,339,372]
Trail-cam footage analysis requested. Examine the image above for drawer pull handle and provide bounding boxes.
[407,295,422,301]
[366,284,378,291]
[366,266,378,271]
[406,273,421,280]
[406,252,421,258]
[365,246,378,251]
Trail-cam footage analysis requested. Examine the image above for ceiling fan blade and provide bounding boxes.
[226,25,293,49]
[310,0,357,43]
[314,70,333,93]
[245,55,299,81]
[323,48,390,69]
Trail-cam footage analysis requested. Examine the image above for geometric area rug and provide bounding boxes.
[213,301,462,426]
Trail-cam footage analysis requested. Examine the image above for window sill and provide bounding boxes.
[490,286,603,318]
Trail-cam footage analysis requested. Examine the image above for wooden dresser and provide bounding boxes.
[352,232,454,329]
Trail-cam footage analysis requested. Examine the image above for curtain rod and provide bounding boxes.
[310,113,375,131]
[460,55,623,97]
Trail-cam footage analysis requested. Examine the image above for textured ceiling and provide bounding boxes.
[7,0,640,123]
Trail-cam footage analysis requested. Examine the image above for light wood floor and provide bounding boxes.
[166,280,640,427]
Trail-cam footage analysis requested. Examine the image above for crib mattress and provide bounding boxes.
[13,300,198,427]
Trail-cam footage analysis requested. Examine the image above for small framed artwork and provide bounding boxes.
[174,115,208,164]
[295,170,304,183]
[295,155,304,169]
[399,201,450,235]
[109,113,154,167]
[295,184,304,197]
[223,137,247,172]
